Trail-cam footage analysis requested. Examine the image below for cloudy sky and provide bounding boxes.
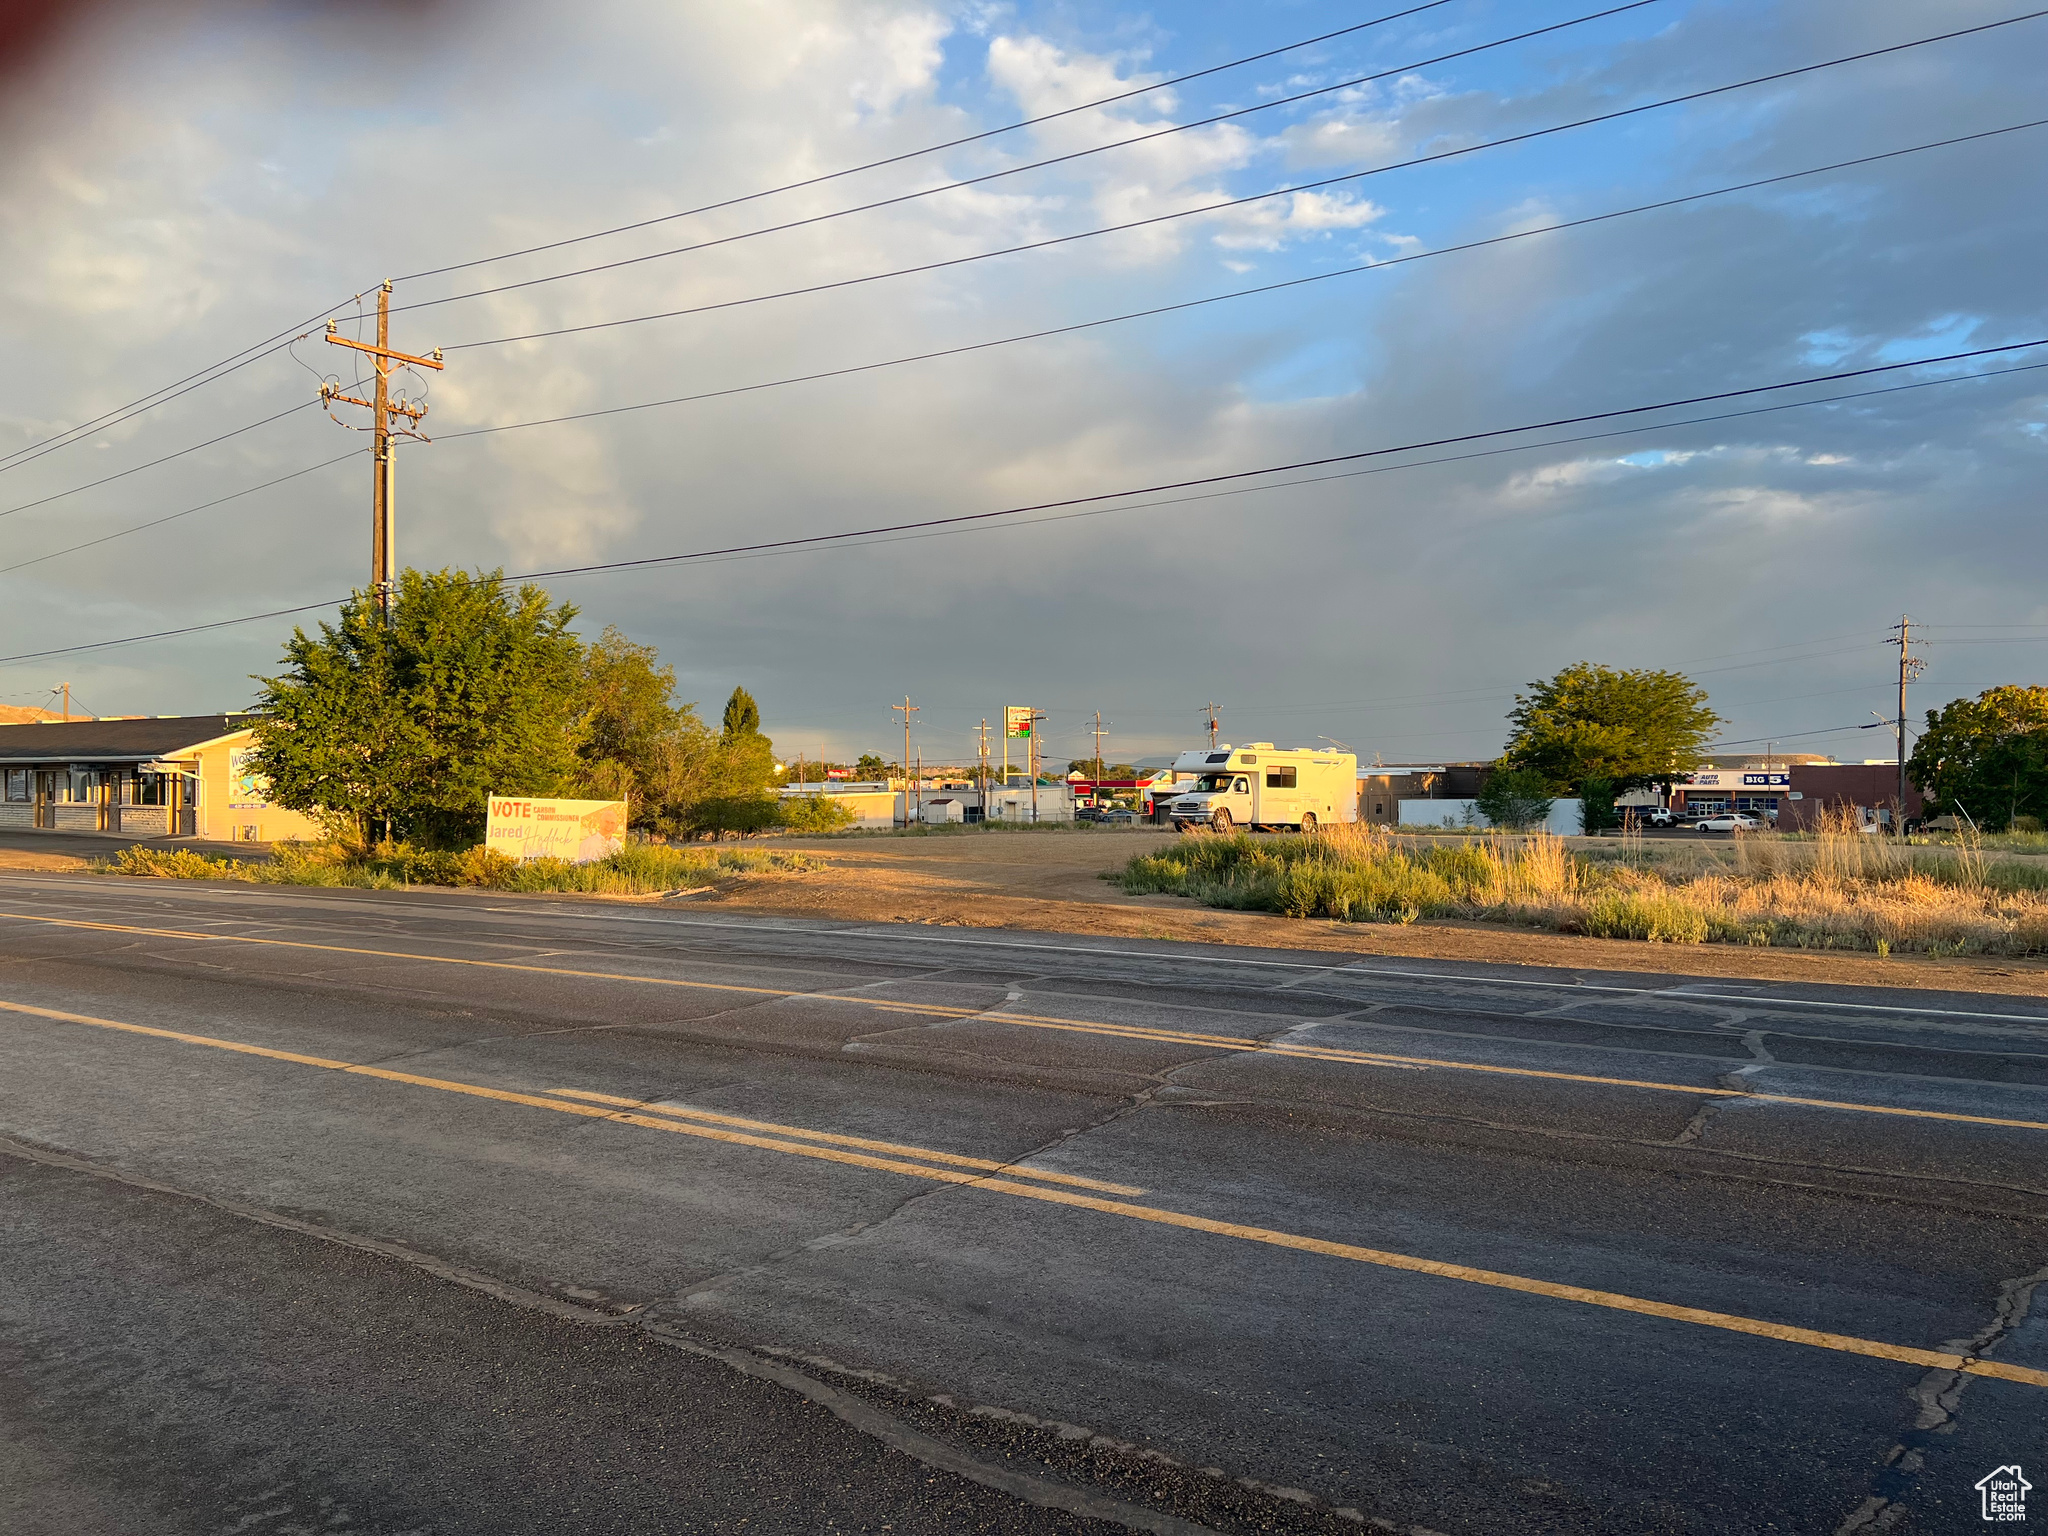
[2,0,2043,769]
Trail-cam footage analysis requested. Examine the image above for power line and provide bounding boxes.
[0,294,362,478]
[4,343,2040,669]
[444,119,2046,359]
[35,120,2033,574]
[393,10,2042,324]
[393,0,1471,283]
[395,1,1670,318]
[0,452,360,577]
[576,359,2044,576]
[1,9,1467,482]
[0,400,322,523]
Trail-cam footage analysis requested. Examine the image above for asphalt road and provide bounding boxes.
[1,872,2044,1535]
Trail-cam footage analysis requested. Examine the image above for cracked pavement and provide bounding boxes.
[1,871,2045,1534]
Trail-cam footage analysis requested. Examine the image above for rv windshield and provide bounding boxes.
[1189,774,1234,793]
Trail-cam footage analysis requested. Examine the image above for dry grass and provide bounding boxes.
[98,839,817,895]
[1120,811,2048,956]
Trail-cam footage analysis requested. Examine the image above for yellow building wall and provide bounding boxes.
[189,732,325,845]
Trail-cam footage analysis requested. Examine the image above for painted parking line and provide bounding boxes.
[6,908,2046,1133]
[5,993,2042,1392]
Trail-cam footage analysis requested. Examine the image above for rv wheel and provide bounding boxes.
[1210,808,1233,834]
[1299,813,1318,834]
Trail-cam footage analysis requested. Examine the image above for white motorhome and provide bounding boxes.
[1165,744,1358,833]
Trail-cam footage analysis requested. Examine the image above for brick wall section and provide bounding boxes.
[0,803,31,827]
[1777,764,1927,831]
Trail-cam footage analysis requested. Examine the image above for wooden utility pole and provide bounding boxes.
[1090,711,1107,784]
[1891,615,1925,830]
[977,719,990,819]
[1201,702,1222,749]
[322,283,444,615]
[59,683,70,722]
[1028,708,1047,823]
[891,697,919,827]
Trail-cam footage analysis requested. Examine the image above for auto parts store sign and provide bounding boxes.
[485,797,627,863]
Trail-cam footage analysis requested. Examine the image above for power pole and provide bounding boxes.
[1090,711,1107,784]
[321,282,444,615]
[977,718,990,818]
[891,697,918,827]
[1201,702,1221,749]
[1890,615,1925,830]
[59,683,70,722]
[1028,707,1047,822]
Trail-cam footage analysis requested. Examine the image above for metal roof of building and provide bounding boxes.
[0,714,255,763]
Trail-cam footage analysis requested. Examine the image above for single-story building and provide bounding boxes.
[1358,764,1494,826]
[1773,763,1926,832]
[0,715,322,843]
[780,781,897,829]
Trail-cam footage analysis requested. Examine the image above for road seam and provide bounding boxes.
[6,993,2044,1392]
[8,907,2041,1133]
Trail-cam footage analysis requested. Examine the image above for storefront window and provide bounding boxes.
[3,769,27,803]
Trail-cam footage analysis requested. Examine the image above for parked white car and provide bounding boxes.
[1695,812,1761,833]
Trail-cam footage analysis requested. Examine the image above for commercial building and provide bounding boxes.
[1773,763,1927,832]
[1355,764,1492,826]
[0,716,322,842]
[779,781,897,829]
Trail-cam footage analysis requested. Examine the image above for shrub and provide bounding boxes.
[1475,768,1554,831]
[1582,891,1709,943]
[108,846,253,881]
[778,794,858,833]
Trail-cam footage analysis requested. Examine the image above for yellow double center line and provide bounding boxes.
[6,908,2047,1134]
[3,993,2042,1391]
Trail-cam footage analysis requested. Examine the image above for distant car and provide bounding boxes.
[1096,808,1137,825]
[1695,812,1761,833]
[1626,806,1676,828]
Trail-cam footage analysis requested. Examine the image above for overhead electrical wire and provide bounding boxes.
[12,7,2035,495]
[0,400,322,522]
[393,0,1674,317]
[3,343,2039,669]
[391,8,2044,323]
[0,0,1474,477]
[396,0,1473,282]
[0,452,362,577]
[442,119,2047,359]
[27,117,2034,559]
[0,294,363,479]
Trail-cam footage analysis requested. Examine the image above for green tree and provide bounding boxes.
[722,686,761,739]
[1909,685,2048,830]
[1475,767,1554,832]
[855,753,887,778]
[682,684,778,839]
[575,626,684,818]
[250,569,583,848]
[1576,776,1621,834]
[1503,663,1721,793]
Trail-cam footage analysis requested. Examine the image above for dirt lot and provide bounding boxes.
[701,826,2048,998]
[8,826,2044,997]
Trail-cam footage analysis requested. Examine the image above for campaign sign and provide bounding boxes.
[485,796,627,864]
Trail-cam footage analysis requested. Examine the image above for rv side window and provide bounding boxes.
[1265,766,1297,789]
[1232,778,1248,795]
